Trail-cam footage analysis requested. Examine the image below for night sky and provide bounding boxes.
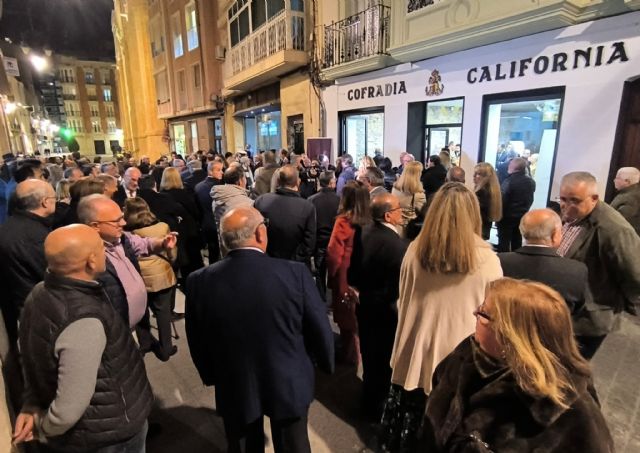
[0,0,115,59]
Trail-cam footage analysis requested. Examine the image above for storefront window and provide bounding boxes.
[480,88,564,209]
[256,111,281,151]
[340,110,384,168]
[425,97,463,165]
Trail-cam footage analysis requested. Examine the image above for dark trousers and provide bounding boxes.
[357,302,397,420]
[40,421,148,453]
[136,286,175,360]
[576,335,607,360]
[497,216,523,252]
[314,246,328,305]
[223,412,310,453]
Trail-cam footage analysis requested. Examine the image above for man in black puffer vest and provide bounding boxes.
[14,224,153,451]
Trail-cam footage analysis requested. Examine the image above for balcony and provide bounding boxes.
[321,4,391,81]
[224,8,306,92]
[62,94,77,100]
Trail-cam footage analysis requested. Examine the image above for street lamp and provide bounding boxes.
[29,55,48,72]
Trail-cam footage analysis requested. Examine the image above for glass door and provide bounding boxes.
[340,109,384,168]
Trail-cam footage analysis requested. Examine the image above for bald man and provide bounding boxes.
[14,225,153,451]
[350,194,408,419]
[0,179,56,343]
[186,206,333,452]
[77,194,177,357]
[611,166,640,234]
[113,166,142,207]
[498,209,591,346]
[254,164,317,266]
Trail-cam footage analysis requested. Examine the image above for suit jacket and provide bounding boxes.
[308,188,340,250]
[421,165,446,196]
[254,188,316,264]
[501,171,536,220]
[563,201,640,334]
[182,169,207,191]
[353,222,408,308]
[112,185,127,208]
[611,183,640,235]
[185,249,334,424]
[195,177,223,243]
[498,246,591,315]
[369,185,388,199]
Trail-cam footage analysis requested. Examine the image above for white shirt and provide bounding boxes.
[381,222,399,234]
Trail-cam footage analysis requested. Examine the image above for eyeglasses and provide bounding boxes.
[473,306,492,325]
[254,218,269,233]
[94,216,125,225]
[385,207,402,214]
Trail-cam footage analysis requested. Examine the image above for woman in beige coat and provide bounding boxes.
[380,182,503,452]
[391,161,426,239]
[124,197,178,361]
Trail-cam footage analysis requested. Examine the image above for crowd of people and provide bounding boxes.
[0,145,639,452]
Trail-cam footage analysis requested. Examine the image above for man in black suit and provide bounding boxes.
[195,161,224,263]
[420,155,447,197]
[113,167,142,208]
[185,206,334,453]
[498,208,591,321]
[308,171,340,301]
[254,165,316,266]
[497,157,536,252]
[182,159,207,191]
[352,193,408,419]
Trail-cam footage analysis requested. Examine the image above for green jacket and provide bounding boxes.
[611,183,640,235]
[565,201,640,335]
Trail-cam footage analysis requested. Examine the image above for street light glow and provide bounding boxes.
[30,55,48,72]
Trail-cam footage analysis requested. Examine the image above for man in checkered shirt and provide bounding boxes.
[558,171,640,359]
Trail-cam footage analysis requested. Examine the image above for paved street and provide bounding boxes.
[145,290,640,452]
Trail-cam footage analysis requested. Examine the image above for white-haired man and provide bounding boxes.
[611,166,640,234]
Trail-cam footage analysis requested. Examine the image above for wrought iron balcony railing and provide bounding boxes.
[323,4,390,69]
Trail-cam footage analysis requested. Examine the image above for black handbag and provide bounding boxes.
[406,194,425,240]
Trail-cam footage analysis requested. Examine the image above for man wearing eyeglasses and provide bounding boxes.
[350,193,408,420]
[0,179,57,345]
[77,194,177,356]
[558,171,640,359]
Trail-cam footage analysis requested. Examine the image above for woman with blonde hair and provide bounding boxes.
[474,162,503,239]
[391,160,426,238]
[357,155,376,177]
[124,197,178,361]
[160,167,203,283]
[423,278,613,452]
[380,182,502,452]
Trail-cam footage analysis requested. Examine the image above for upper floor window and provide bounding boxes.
[101,69,111,85]
[229,0,285,47]
[85,69,95,84]
[103,88,112,102]
[150,16,166,57]
[186,2,199,51]
[172,13,184,58]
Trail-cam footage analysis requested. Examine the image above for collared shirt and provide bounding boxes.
[381,222,398,234]
[122,182,136,199]
[558,221,583,257]
[235,246,265,254]
[104,232,154,327]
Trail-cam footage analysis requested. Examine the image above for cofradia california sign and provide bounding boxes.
[467,41,629,84]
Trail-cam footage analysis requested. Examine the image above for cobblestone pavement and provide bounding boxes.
[144,291,639,452]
